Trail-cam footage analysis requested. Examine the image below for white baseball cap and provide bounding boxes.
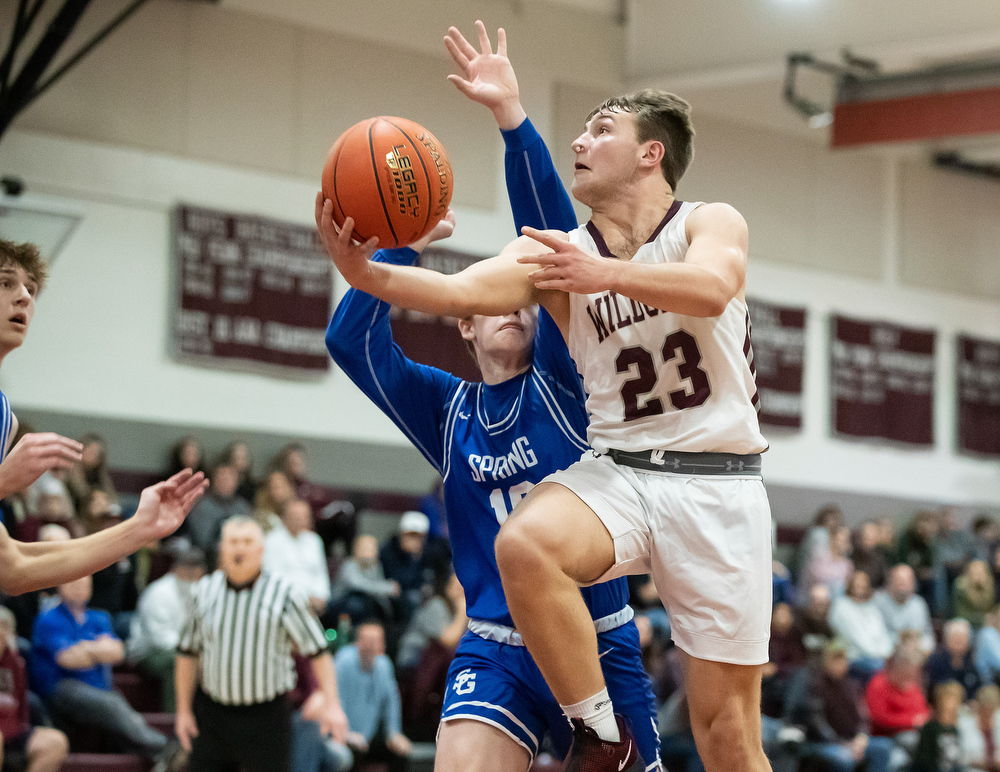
[399,510,430,535]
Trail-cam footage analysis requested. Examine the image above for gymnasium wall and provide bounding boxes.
[1,1,998,521]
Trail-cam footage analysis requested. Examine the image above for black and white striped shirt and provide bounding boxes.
[177,570,327,706]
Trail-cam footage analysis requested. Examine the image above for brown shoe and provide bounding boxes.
[563,715,643,772]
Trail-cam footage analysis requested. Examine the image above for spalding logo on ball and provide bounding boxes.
[322,117,454,248]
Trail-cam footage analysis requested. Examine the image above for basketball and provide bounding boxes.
[321,117,454,248]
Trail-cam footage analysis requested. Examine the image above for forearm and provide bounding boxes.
[91,637,124,664]
[439,611,468,649]
[609,261,739,317]
[310,653,342,708]
[55,643,96,670]
[175,655,199,714]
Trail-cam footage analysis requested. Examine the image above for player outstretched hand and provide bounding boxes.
[314,193,380,287]
[131,468,208,541]
[518,226,616,294]
[410,208,456,253]
[0,433,83,499]
[445,20,527,130]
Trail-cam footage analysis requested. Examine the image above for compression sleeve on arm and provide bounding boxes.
[501,117,578,234]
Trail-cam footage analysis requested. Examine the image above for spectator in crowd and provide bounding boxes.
[253,469,295,534]
[913,681,965,772]
[797,584,836,652]
[79,491,138,638]
[972,517,998,565]
[866,644,931,740]
[263,498,331,616]
[185,463,251,564]
[397,571,466,670]
[853,521,890,591]
[380,512,432,625]
[166,435,206,479]
[175,516,347,772]
[898,511,941,611]
[271,443,328,515]
[217,440,255,504]
[957,684,1000,770]
[874,564,936,655]
[65,433,117,513]
[77,489,118,537]
[955,561,996,629]
[30,575,171,762]
[786,638,894,772]
[938,507,977,609]
[803,526,854,602]
[628,574,671,644]
[0,606,68,772]
[288,655,353,772]
[797,505,845,596]
[127,547,206,711]
[975,608,1000,688]
[927,619,983,701]
[26,468,75,524]
[336,620,411,772]
[831,570,895,680]
[331,535,399,626]
[761,601,807,718]
[34,491,83,539]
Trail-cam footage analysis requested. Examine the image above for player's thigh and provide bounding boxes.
[435,719,531,772]
[500,481,617,584]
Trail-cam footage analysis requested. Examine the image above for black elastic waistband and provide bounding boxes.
[605,448,762,476]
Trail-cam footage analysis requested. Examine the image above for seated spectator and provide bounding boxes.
[397,571,466,670]
[252,469,295,534]
[955,561,996,629]
[217,440,255,504]
[165,434,206,479]
[787,638,894,772]
[927,619,983,701]
[874,564,936,655]
[332,535,399,625]
[805,526,854,601]
[30,575,171,762]
[380,512,433,625]
[263,498,331,616]
[26,469,75,523]
[853,520,890,591]
[972,517,997,565]
[938,507,977,609]
[0,606,68,772]
[32,490,82,539]
[866,644,931,740]
[185,463,251,563]
[336,620,411,772]
[831,570,895,681]
[65,433,117,513]
[958,684,1000,770]
[975,608,1000,688]
[797,584,835,652]
[628,574,670,643]
[4,525,71,641]
[271,442,329,516]
[79,492,137,638]
[797,505,845,598]
[127,547,206,711]
[898,511,941,612]
[762,602,807,718]
[289,655,352,772]
[913,681,965,772]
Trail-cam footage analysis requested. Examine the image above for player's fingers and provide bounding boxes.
[497,27,507,58]
[443,34,470,70]
[164,468,194,488]
[516,253,558,266]
[475,19,493,55]
[361,236,379,258]
[532,278,566,290]
[314,191,325,224]
[338,217,356,244]
[449,25,479,60]
[520,225,564,248]
[446,75,477,98]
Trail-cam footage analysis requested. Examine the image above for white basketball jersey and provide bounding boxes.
[566,200,767,455]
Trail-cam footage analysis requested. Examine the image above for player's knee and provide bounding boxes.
[495,514,550,582]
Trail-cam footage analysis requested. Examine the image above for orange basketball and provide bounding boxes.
[321,117,454,248]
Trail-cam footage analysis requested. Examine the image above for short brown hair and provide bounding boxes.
[587,90,695,191]
[0,240,48,291]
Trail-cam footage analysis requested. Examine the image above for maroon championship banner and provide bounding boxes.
[389,246,485,382]
[957,335,1000,456]
[746,298,806,429]
[172,205,332,375]
[831,316,935,446]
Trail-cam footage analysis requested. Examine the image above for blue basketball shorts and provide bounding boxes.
[439,621,661,770]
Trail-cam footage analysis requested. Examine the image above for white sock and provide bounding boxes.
[562,688,620,742]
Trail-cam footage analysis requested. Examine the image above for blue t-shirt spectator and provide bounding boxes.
[30,602,113,698]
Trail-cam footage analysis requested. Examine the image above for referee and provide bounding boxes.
[175,516,348,772]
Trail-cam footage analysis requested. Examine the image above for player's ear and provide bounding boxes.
[639,139,665,170]
[457,316,476,343]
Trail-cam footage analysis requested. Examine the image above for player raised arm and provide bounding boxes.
[446,21,578,234]
[316,197,544,318]
[518,202,748,317]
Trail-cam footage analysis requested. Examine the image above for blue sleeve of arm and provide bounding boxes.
[326,248,461,473]
[501,117,578,234]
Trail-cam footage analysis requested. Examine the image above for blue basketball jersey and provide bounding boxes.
[0,389,12,463]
